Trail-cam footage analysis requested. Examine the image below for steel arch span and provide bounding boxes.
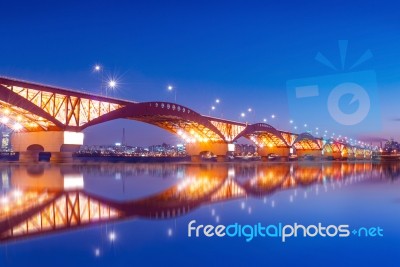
[292,132,323,150]
[233,123,289,148]
[82,102,227,143]
[0,77,128,132]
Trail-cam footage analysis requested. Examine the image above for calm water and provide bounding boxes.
[0,161,400,267]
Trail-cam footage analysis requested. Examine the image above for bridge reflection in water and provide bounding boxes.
[0,162,397,242]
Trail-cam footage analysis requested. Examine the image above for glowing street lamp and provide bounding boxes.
[1,117,9,124]
[215,99,220,104]
[241,113,246,118]
[105,79,117,97]
[167,85,176,102]
[93,64,104,95]
[108,80,117,88]
[13,123,23,131]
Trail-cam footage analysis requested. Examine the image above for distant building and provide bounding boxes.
[383,139,400,154]
[77,142,186,157]
[1,132,11,151]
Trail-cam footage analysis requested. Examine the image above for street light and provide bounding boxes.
[13,123,23,131]
[1,117,9,124]
[108,80,117,88]
[106,79,117,97]
[241,113,246,118]
[215,99,220,104]
[167,85,176,102]
[93,64,104,95]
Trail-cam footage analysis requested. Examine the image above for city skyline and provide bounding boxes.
[1,1,400,146]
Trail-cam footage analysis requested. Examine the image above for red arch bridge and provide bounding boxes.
[0,76,375,162]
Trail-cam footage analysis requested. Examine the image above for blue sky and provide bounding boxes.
[1,0,399,145]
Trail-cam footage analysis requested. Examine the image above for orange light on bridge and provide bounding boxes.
[64,131,84,145]
[13,123,23,131]
[1,117,8,124]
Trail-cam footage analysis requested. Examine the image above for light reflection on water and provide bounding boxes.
[0,161,400,266]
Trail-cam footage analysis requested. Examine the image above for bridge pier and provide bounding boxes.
[342,151,355,160]
[186,143,229,162]
[354,149,365,160]
[355,154,365,160]
[11,131,83,163]
[323,151,342,160]
[257,147,290,160]
[216,155,226,162]
[296,149,322,159]
[191,155,201,162]
[364,151,372,159]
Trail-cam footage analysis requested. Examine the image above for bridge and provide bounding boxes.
[0,162,379,242]
[0,76,375,162]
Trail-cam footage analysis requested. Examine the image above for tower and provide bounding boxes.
[122,128,126,146]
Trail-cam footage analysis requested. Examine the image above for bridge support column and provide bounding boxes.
[186,143,229,162]
[355,151,366,160]
[296,149,322,159]
[257,147,290,160]
[11,131,83,163]
[216,155,226,162]
[323,151,342,160]
[191,155,201,162]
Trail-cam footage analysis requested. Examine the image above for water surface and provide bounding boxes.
[0,161,399,267]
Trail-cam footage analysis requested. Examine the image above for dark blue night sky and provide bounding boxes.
[1,0,400,145]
